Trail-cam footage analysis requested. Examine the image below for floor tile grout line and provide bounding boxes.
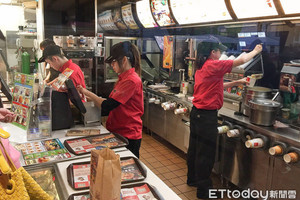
[141,133,198,199]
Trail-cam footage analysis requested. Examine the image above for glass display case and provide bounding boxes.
[24,163,67,200]
[0,49,12,102]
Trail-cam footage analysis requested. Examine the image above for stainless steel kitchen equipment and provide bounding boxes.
[165,100,190,153]
[248,99,281,126]
[147,90,167,139]
[63,49,95,92]
[219,109,300,196]
[82,102,101,127]
[241,86,273,116]
[144,88,191,153]
[220,125,252,188]
[222,52,265,112]
[54,35,97,93]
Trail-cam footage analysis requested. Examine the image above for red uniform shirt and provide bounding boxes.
[106,68,144,140]
[59,59,86,88]
[193,59,233,110]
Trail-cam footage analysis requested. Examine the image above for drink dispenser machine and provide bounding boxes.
[279,63,300,125]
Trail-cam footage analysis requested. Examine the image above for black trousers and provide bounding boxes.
[127,138,142,158]
[187,106,218,195]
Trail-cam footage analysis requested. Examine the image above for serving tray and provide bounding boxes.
[67,156,147,190]
[63,133,128,155]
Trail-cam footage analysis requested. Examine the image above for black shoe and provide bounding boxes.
[186,178,197,187]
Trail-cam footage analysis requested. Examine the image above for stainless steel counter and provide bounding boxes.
[144,88,192,153]
[145,87,300,148]
[218,107,300,148]
[56,150,181,200]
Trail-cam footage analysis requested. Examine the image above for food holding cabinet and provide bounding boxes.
[24,163,67,200]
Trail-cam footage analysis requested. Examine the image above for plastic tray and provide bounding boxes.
[63,132,129,155]
[68,182,162,200]
[67,156,147,190]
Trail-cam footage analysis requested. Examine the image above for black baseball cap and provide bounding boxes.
[197,41,228,56]
[105,41,133,63]
[38,45,63,63]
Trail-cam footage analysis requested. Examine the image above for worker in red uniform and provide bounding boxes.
[38,45,87,130]
[77,41,144,158]
[38,45,86,90]
[187,41,262,199]
[39,39,60,83]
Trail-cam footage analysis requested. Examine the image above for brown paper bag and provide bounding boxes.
[90,148,121,200]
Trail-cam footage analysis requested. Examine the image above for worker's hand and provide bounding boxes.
[46,78,54,86]
[76,85,89,101]
[253,44,263,54]
[0,108,16,123]
[236,77,249,85]
[76,85,87,95]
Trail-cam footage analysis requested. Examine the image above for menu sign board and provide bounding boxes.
[112,8,127,30]
[230,0,278,19]
[121,4,139,30]
[280,0,300,15]
[150,0,176,27]
[136,0,158,28]
[98,10,118,31]
[170,0,231,24]
[15,138,71,165]
[12,73,34,130]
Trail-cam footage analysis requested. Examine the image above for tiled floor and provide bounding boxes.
[140,132,226,200]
